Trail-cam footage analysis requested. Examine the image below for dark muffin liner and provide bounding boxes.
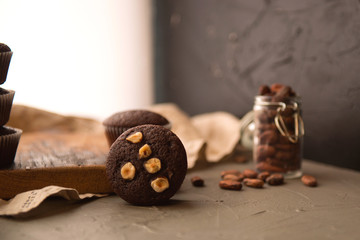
[0,89,15,126]
[105,122,172,147]
[0,126,22,169]
[0,51,13,84]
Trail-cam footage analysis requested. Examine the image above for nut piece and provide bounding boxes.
[139,144,152,159]
[266,173,284,186]
[120,162,136,180]
[243,169,258,179]
[126,132,143,143]
[144,158,161,173]
[151,177,169,193]
[243,178,264,188]
[219,180,242,191]
[191,176,204,187]
[301,175,317,187]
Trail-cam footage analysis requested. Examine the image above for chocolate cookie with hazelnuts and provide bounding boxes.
[106,124,187,205]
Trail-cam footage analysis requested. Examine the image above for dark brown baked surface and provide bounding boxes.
[0,87,9,95]
[106,124,187,205]
[103,110,169,127]
[0,43,11,52]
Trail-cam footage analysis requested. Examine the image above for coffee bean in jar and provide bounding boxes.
[253,84,304,178]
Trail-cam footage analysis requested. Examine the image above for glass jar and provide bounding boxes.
[253,96,304,178]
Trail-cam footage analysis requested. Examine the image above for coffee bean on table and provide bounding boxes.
[258,171,271,182]
[266,173,284,186]
[219,180,243,190]
[221,170,241,178]
[191,176,204,187]
[243,169,258,179]
[223,173,244,182]
[243,178,264,188]
[301,175,317,187]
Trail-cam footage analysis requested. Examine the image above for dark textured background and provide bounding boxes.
[154,0,360,170]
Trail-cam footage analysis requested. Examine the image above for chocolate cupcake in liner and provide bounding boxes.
[103,110,171,147]
[0,43,13,85]
[0,126,22,169]
[0,88,15,126]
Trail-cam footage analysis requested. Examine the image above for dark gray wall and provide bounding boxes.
[154,0,360,170]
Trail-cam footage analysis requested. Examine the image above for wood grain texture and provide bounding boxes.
[14,132,109,169]
[0,132,113,199]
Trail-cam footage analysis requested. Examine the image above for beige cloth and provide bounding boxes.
[0,186,107,216]
[192,111,242,162]
[150,103,242,167]
[149,103,206,168]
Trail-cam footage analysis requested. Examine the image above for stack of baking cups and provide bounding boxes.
[0,43,22,169]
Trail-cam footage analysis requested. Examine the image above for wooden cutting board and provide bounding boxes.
[0,132,113,199]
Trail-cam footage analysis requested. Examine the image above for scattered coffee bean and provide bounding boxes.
[266,173,284,186]
[221,169,241,178]
[258,171,271,182]
[219,180,242,191]
[191,176,204,187]
[223,173,244,182]
[243,169,258,179]
[301,175,317,187]
[243,178,264,188]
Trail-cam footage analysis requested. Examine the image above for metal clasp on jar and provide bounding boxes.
[274,102,304,143]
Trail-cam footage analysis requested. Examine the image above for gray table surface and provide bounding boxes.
[1,160,360,240]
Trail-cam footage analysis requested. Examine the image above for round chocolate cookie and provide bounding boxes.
[106,124,187,205]
[103,110,170,146]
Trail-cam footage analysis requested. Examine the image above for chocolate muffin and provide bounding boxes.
[103,110,171,146]
[0,126,22,169]
[0,88,15,126]
[0,43,13,85]
[106,124,187,205]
